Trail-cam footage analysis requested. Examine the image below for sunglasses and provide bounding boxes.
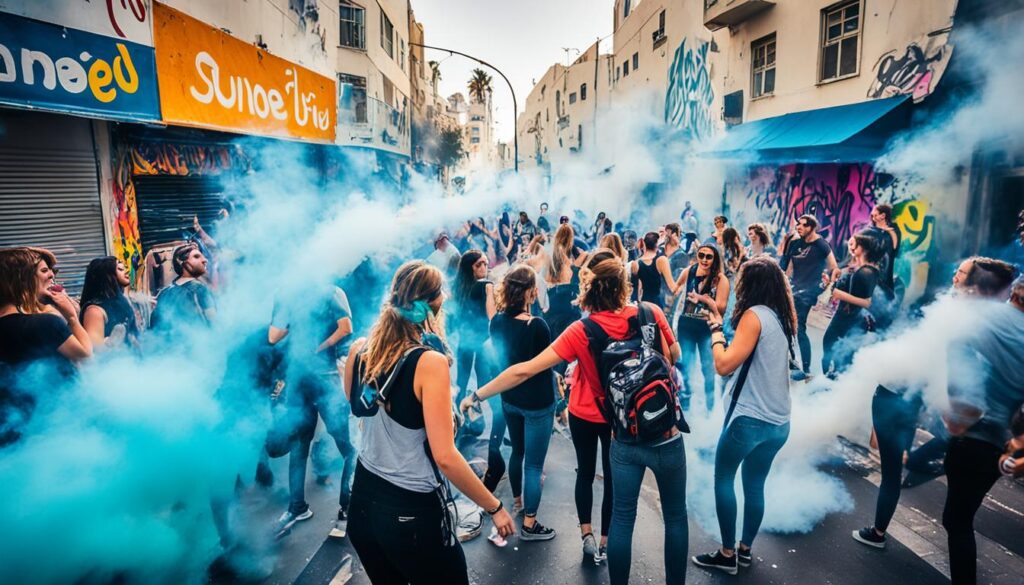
[697,252,714,261]
[560,216,570,224]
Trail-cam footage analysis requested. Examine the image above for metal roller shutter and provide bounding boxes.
[0,110,106,295]
[134,175,227,252]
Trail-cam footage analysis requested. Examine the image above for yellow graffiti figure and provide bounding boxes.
[894,199,934,253]
[89,43,140,103]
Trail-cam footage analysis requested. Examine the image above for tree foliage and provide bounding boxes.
[467,68,492,104]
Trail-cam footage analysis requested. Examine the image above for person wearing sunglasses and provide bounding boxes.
[778,215,838,381]
[673,244,729,411]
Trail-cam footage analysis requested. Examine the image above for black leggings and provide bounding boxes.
[871,386,921,532]
[349,464,468,585]
[569,412,612,537]
[943,437,1003,585]
[822,313,863,375]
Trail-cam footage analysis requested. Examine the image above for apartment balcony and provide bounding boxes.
[336,94,410,155]
[704,0,775,31]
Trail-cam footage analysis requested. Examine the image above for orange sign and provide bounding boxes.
[153,2,335,142]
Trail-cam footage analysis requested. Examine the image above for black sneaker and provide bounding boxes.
[737,547,752,567]
[852,527,886,549]
[519,520,556,541]
[692,550,738,575]
[274,507,313,540]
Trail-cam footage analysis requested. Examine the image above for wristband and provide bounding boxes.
[711,340,726,350]
[709,324,723,333]
[471,391,482,404]
[486,500,503,515]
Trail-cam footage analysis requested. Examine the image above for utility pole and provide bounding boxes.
[409,42,519,173]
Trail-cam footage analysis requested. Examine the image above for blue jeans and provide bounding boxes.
[714,416,789,549]
[872,386,922,532]
[677,317,714,411]
[503,401,555,516]
[608,437,688,585]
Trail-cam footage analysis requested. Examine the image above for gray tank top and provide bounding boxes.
[357,351,441,493]
[726,305,792,426]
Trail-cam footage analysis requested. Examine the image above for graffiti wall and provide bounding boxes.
[867,34,951,102]
[731,163,937,300]
[665,38,714,142]
[110,139,250,283]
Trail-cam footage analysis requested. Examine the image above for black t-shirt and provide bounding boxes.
[273,286,351,373]
[836,265,880,316]
[0,313,76,386]
[489,313,555,410]
[781,237,832,298]
[151,280,215,331]
[864,226,900,292]
[457,280,491,342]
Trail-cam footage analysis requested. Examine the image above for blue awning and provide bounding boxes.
[704,96,911,162]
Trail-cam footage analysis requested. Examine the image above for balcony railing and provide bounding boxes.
[704,0,775,31]
[337,90,410,153]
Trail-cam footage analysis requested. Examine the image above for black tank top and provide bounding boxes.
[635,256,663,306]
[355,347,428,429]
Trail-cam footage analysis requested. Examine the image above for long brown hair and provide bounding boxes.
[599,233,627,263]
[362,261,447,381]
[0,247,56,314]
[577,248,632,313]
[548,223,575,285]
[693,244,723,296]
[496,264,536,314]
[454,249,484,303]
[731,257,797,357]
[747,223,770,247]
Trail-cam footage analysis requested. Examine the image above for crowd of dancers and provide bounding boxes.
[1,200,1023,585]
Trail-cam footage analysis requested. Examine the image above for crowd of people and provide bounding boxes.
[1,198,1023,585]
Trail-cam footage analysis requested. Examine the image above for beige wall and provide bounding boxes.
[713,0,957,123]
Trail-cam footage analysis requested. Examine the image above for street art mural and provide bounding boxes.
[867,37,950,101]
[110,140,250,284]
[734,163,936,300]
[665,38,714,142]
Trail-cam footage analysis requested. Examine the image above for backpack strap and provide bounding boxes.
[581,317,611,370]
[722,340,758,432]
[636,302,663,354]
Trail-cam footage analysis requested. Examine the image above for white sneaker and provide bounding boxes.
[488,526,508,548]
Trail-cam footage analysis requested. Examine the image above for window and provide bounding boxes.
[555,90,561,116]
[338,73,367,123]
[659,9,666,31]
[615,66,620,81]
[380,7,394,58]
[751,34,776,98]
[580,83,587,101]
[624,0,632,18]
[339,3,365,50]
[632,53,638,71]
[569,92,577,104]
[471,127,480,135]
[399,38,405,68]
[471,137,481,144]
[820,1,861,81]
[623,59,629,76]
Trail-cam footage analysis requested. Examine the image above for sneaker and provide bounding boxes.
[852,527,886,549]
[274,508,313,539]
[692,550,738,575]
[595,544,607,565]
[520,520,556,541]
[581,532,599,558]
[737,547,752,567]
[328,508,348,539]
[790,369,811,382]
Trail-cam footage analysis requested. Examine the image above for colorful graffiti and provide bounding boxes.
[737,163,937,300]
[111,140,250,283]
[665,38,714,142]
[867,40,947,101]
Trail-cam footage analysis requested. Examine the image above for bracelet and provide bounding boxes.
[486,500,503,515]
[471,391,482,404]
[709,324,723,333]
[711,340,726,349]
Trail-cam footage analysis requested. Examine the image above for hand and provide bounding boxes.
[459,394,475,414]
[821,272,831,287]
[193,215,202,232]
[831,288,843,301]
[999,455,1024,477]
[44,288,79,321]
[490,507,515,538]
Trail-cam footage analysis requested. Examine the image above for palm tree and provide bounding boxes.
[467,68,492,104]
[428,60,441,86]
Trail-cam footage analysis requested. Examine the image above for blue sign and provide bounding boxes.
[0,10,160,122]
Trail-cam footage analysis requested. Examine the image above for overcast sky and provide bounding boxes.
[412,0,614,142]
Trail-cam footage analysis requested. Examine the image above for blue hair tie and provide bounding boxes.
[397,299,432,324]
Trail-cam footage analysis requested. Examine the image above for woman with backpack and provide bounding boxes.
[463,264,558,543]
[343,261,514,584]
[469,249,686,583]
[688,256,797,575]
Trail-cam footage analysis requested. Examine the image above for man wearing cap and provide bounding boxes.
[426,232,461,272]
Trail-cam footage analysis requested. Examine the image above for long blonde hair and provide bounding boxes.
[361,261,447,382]
[548,223,575,285]
[599,233,627,264]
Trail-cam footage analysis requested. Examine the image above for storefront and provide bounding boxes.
[0,3,160,292]
[108,2,337,290]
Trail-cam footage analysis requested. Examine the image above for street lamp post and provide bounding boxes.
[409,42,518,173]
